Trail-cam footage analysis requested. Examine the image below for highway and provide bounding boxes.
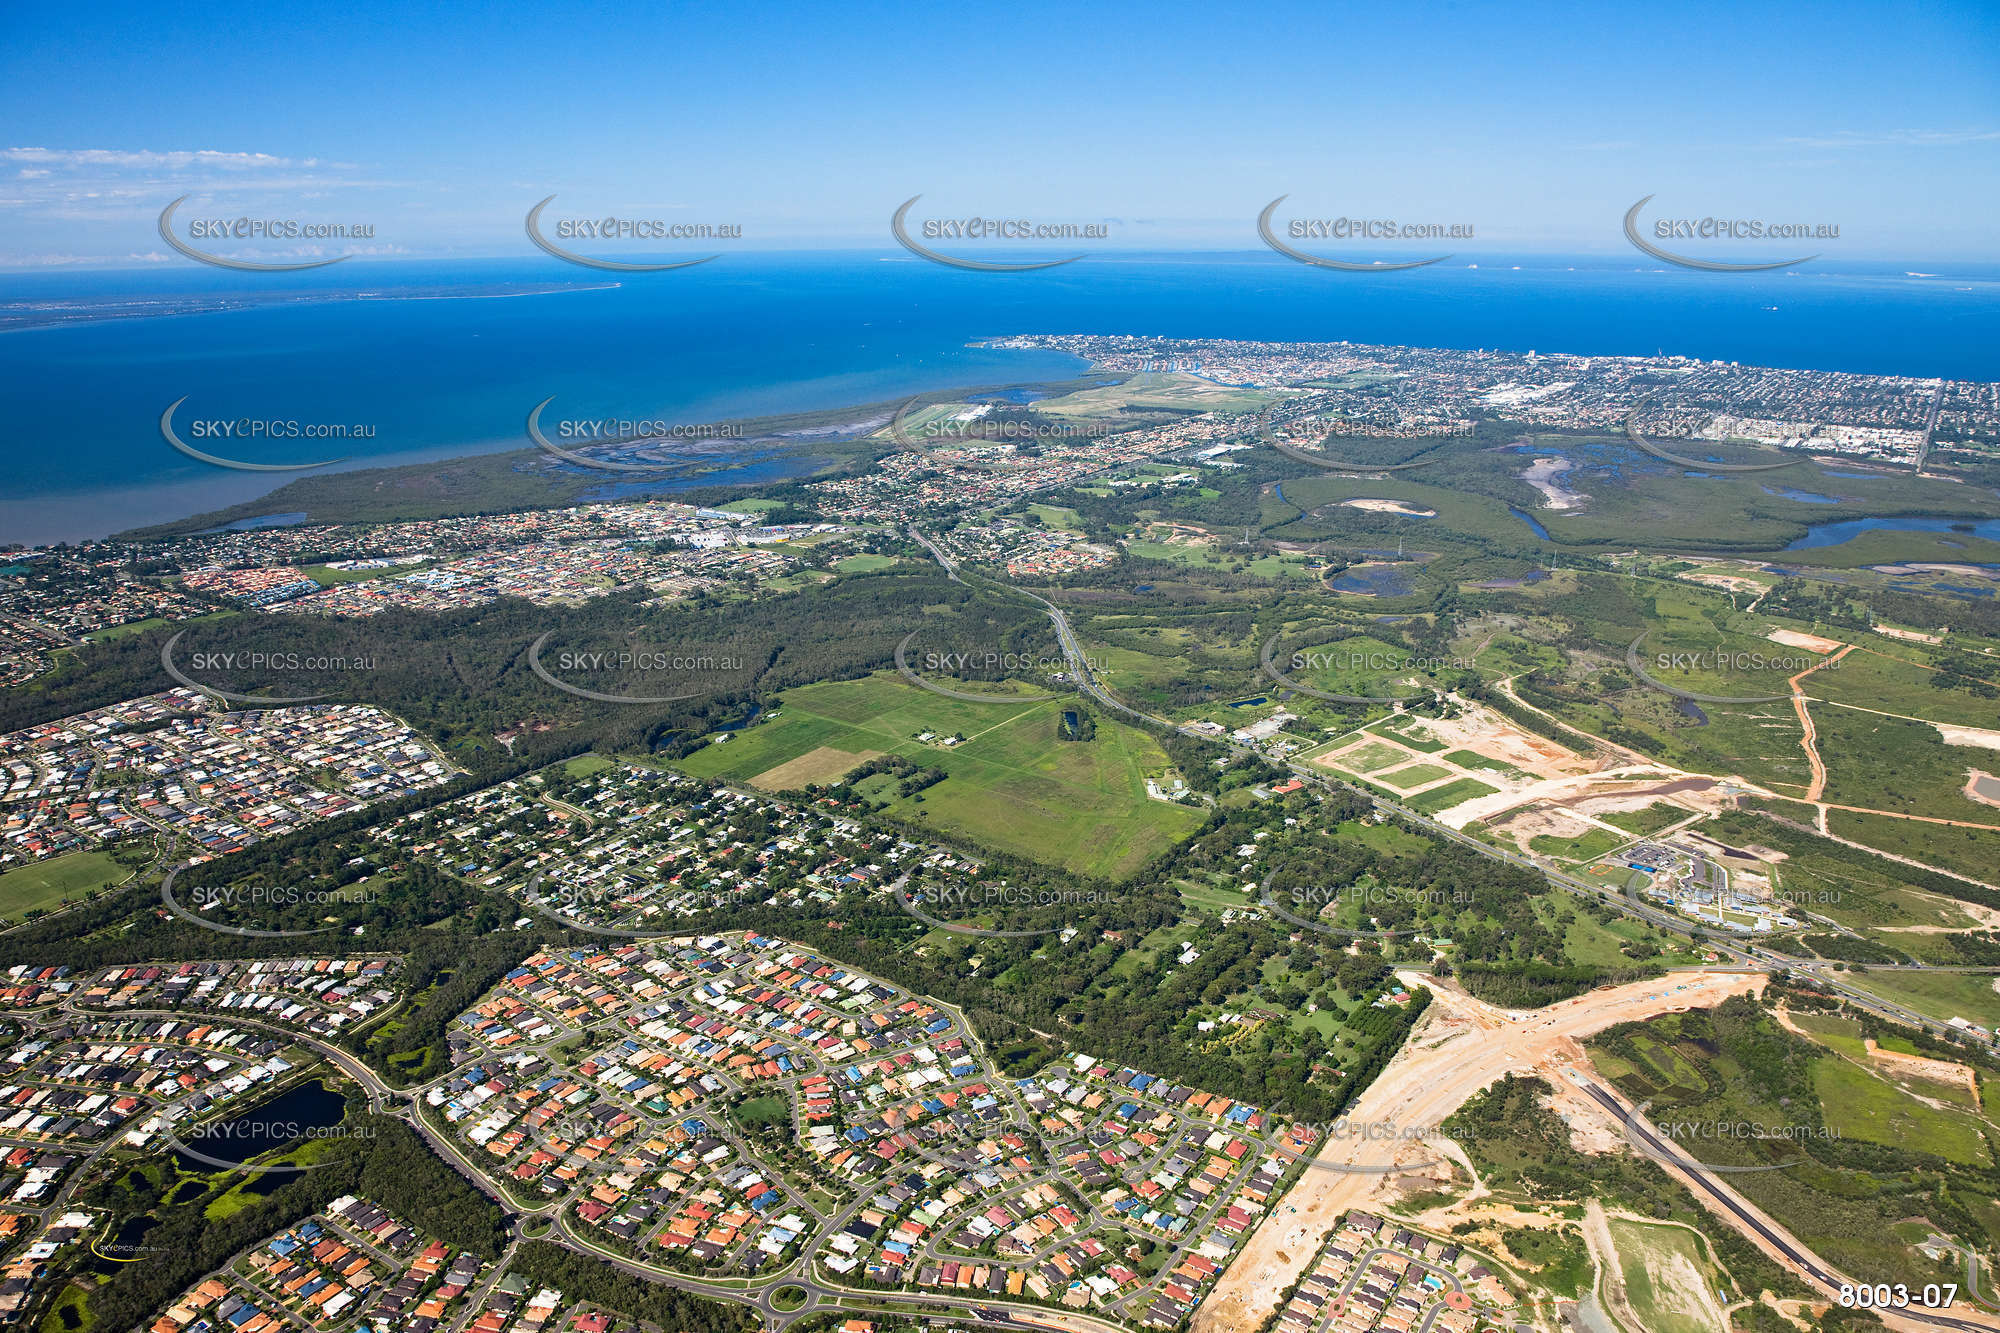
[1581,1078,2000,1332]
[909,522,1998,1048]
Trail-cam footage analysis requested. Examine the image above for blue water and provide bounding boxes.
[1760,485,1841,504]
[582,453,831,500]
[1330,565,1417,596]
[5,253,1999,544]
[1472,570,1550,588]
[1784,516,2000,550]
[195,512,309,533]
[1509,507,1552,540]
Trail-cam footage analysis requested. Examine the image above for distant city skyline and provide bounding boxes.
[3,0,1998,269]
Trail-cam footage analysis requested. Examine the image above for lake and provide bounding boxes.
[1784,516,2000,550]
[176,1077,348,1171]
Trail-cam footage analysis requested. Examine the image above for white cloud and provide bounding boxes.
[1777,129,2000,150]
[0,147,316,170]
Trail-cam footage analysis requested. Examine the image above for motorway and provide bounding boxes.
[904,524,2000,1331]
[1191,970,1769,1333]
[904,525,2000,1047]
[1580,1078,2000,1333]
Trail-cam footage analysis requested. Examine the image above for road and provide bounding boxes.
[1192,970,1769,1333]
[1580,1079,2000,1333]
[929,526,1998,1046]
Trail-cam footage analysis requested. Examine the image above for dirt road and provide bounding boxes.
[1194,969,1768,1333]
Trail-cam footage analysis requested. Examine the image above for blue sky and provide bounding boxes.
[3,0,1997,268]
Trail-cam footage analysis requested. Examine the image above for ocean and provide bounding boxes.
[3,252,1997,546]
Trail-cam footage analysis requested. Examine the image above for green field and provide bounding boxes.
[1842,966,2000,1034]
[1329,740,1414,774]
[1528,826,1628,863]
[1441,748,1530,779]
[1606,1218,1727,1333]
[673,673,1202,879]
[1404,776,1499,814]
[1370,717,1448,752]
[834,553,902,574]
[1600,802,1689,837]
[1377,762,1452,790]
[1024,503,1084,531]
[0,850,130,920]
[83,609,236,643]
[1812,1055,1990,1166]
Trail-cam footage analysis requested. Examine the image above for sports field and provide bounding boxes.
[0,850,130,920]
[673,672,1203,879]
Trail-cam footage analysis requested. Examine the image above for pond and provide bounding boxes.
[1784,516,2000,550]
[175,1077,347,1172]
[87,1212,165,1276]
[1329,565,1417,596]
[1760,485,1841,504]
[1508,507,1551,541]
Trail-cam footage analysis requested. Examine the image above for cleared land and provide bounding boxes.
[674,672,1202,879]
[1196,970,1767,1333]
[750,745,884,791]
